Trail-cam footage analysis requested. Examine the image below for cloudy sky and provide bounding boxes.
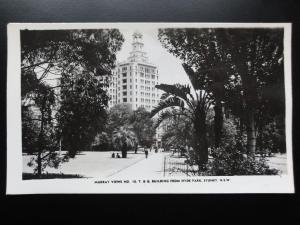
[116,28,191,86]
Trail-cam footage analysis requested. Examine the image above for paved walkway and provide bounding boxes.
[108,152,167,178]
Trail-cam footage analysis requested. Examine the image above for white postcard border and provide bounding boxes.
[6,23,294,194]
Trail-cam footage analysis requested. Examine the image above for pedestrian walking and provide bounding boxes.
[145,149,149,159]
[134,145,138,154]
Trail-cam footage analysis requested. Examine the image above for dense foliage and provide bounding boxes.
[93,104,156,156]
[21,29,124,175]
[157,28,285,174]
[207,136,278,176]
[130,107,156,149]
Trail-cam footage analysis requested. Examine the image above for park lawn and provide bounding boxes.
[265,153,287,174]
[23,151,146,179]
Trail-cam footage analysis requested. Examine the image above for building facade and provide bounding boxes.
[108,31,161,111]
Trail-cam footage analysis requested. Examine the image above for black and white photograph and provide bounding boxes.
[6,23,294,193]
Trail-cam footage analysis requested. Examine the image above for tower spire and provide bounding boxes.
[133,30,143,42]
[128,31,148,62]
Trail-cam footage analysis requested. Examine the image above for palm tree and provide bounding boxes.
[151,65,214,170]
[112,126,137,158]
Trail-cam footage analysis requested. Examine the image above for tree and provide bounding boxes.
[158,28,284,155]
[21,29,124,175]
[130,107,156,149]
[151,82,213,169]
[57,72,109,156]
[112,126,137,158]
[158,28,231,148]
[219,28,284,154]
[22,81,60,175]
[106,105,155,153]
[106,103,133,138]
[91,132,110,151]
[161,115,193,154]
[22,106,40,154]
[21,29,124,78]
[56,30,124,157]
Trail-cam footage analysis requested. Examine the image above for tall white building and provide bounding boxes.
[108,31,161,111]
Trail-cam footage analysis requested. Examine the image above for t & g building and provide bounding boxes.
[108,31,161,111]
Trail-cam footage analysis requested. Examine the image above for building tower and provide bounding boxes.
[108,31,160,111]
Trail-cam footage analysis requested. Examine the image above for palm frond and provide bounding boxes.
[160,92,170,100]
[156,83,193,102]
[112,126,137,149]
[155,83,196,111]
[151,96,185,117]
[153,108,191,128]
[164,135,178,146]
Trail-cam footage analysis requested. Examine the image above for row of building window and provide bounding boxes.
[118,98,159,104]
[117,65,157,74]
[116,91,160,97]
[140,92,157,98]
[121,78,157,85]
[140,73,158,80]
[117,85,158,91]
[118,72,158,80]
[119,78,157,84]
[117,84,158,91]
[140,99,158,104]
[140,105,152,109]
[139,66,156,74]
[118,91,159,99]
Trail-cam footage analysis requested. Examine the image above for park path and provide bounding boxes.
[107,151,168,178]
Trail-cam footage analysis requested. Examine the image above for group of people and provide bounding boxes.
[111,146,161,159]
[111,152,121,158]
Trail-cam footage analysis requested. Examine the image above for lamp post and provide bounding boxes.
[59,137,62,157]
[59,129,62,157]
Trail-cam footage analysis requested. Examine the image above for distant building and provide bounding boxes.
[108,31,161,111]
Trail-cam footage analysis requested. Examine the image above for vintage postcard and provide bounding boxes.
[6,23,294,194]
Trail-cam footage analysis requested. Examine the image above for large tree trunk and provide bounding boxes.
[246,109,256,155]
[37,105,45,177]
[193,112,208,170]
[121,145,127,158]
[239,60,258,156]
[37,151,42,177]
[257,114,264,155]
[239,115,244,136]
[214,100,223,148]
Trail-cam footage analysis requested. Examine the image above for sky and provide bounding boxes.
[41,28,192,88]
[116,28,191,86]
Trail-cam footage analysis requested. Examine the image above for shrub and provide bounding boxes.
[91,132,111,151]
[261,121,286,154]
[184,146,197,166]
[27,152,70,174]
[205,138,278,176]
